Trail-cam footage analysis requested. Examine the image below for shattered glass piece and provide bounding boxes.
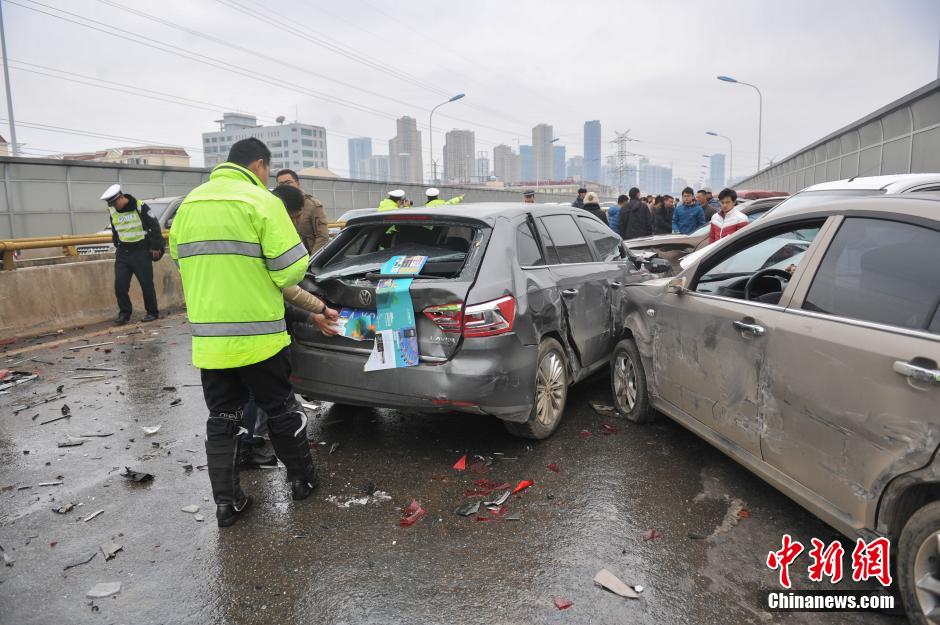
[63,551,96,571]
[399,499,426,527]
[643,529,661,541]
[488,506,509,517]
[121,467,154,483]
[0,545,13,567]
[83,509,104,523]
[100,543,122,561]
[141,424,161,436]
[329,442,340,455]
[452,454,467,471]
[593,569,640,599]
[180,505,200,514]
[53,502,76,514]
[86,582,122,599]
[634,585,644,593]
[504,512,522,521]
[484,490,511,507]
[57,437,84,448]
[547,463,560,473]
[590,401,618,418]
[455,501,480,517]
[578,429,592,439]
[601,423,621,435]
[194,514,205,522]
[511,480,534,495]
[553,597,574,610]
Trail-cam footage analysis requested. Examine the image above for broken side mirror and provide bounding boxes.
[666,276,686,294]
[646,258,672,274]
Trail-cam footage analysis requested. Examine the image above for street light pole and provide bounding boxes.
[0,1,18,157]
[706,131,734,186]
[429,92,465,184]
[717,76,761,172]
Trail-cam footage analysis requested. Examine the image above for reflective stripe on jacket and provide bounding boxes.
[109,202,146,243]
[169,162,309,369]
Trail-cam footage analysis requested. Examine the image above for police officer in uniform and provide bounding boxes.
[424,188,464,207]
[100,184,164,325]
[170,138,318,527]
[378,189,405,211]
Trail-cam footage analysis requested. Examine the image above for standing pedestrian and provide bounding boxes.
[619,187,653,240]
[708,188,749,243]
[169,138,318,527]
[652,195,675,234]
[275,169,329,254]
[580,191,608,224]
[697,188,720,221]
[608,194,625,235]
[672,187,706,234]
[523,190,535,203]
[99,184,164,325]
[378,189,405,211]
[572,187,587,208]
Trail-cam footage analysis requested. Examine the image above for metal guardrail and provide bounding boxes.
[0,224,348,270]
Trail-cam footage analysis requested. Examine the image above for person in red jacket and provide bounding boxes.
[708,188,749,244]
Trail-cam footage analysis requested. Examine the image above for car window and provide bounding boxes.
[533,218,560,265]
[803,218,940,333]
[516,221,544,267]
[747,208,771,222]
[577,216,622,261]
[538,215,593,264]
[694,223,822,298]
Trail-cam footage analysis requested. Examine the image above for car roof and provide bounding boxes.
[803,173,940,193]
[143,196,182,203]
[758,192,940,227]
[346,202,586,224]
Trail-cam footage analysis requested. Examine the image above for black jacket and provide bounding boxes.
[652,204,674,235]
[572,197,585,209]
[581,202,608,225]
[619,199,653,240]
[110,194,164,252]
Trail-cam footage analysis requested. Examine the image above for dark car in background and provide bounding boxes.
[290,203,669,439]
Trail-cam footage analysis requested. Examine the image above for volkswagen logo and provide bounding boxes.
[358,289,373,306]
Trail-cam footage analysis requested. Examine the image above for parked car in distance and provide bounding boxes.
[610,193,940,625]
[625,196,788,274]
[76,195,184,255]
[290,203,670,439]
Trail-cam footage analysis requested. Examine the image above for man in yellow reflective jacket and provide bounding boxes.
[424,187,464,207]
[378,189,405,211]
[170,138,319,527]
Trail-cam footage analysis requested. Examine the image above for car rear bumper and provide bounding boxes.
[290,334,537,423]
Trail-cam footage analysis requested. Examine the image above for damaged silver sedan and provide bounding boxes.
[611,192,940,624]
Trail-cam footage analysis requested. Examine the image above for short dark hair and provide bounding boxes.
[271,184,305,214]
[628,187,640,200]
[696,189,707,196]
[275,168,299,183]
[227,138,271,167]
[682,186,694,196]
[718,188,738,202]
[617,194,628,204]
[577,187,587,194]
[663,194,674,200]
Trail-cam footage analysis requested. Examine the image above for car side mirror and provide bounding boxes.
[646,258,672,274]
[666,276,686,294]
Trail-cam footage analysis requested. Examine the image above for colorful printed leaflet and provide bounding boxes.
[364,255,428,372]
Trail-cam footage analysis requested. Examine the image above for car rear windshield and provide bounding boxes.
[317,221,484,279]
[772,189,886,214]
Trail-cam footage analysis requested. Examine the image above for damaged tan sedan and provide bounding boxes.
[611,193,940,624]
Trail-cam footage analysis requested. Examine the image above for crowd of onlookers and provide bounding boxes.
[571,185,749,244]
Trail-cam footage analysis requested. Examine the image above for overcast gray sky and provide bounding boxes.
[4,0,939,184]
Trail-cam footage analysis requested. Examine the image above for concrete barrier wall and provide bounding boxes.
[0,257,185,341]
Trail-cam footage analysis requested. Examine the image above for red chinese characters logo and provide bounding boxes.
[851,537,893,587]
[807,538,845,584]
[766,534,805,589]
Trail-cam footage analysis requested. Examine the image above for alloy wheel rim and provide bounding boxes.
[535,352,565,426]
[614,353,638,411]
[914,531,940,622]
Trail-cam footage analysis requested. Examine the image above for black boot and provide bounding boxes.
[268,410,319,501]
[205,435,252,527]
[238,443,278,469]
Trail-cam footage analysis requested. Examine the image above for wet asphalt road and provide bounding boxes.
[0,314,906,625]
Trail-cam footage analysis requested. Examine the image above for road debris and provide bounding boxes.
[72,374,107,381]
[328,442,340,455]
[452,454,467,470]
[75,367,118,372]
[194,514,205,522]
[69,342,114,351]
[643,529,662,541]
[13,393,66,415]
[100,543,122,561]
[547,463,560,473]
[85,582,122,599]
[511,479,533,495]
[181,505,200,514]
[1,544,14,567]
[80,432,113,438]
[141,425,161,436]
[57,437,84,448]
[553,597,574,610]
[38,481,64,487]
[161,386,177,392]
[601,423,621,435]
[53,502,76,514]
[483,490,510,508]
[399,500,426,527]
[169,398,182,407]
[455,501,481,517]
[121,467,154,483]
[469,460,488,474]
[505,512,522,521]
[578,429,592,439]
[0,371,38,392]
[590,401,619,418]
[83,509,104,523]
[63,552,96,571]
[594,569,640,599]
[326,491,391,508]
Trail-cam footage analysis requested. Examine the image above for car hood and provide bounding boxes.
[626,233,690,248]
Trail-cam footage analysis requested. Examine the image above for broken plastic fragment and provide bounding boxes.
[57,437,84,448]
[504,512,522,521]
[601,423,621,435]
[141,424,161,436]
[53,502,76,514]
[590,401,618,418]
[484,490,511,507]
[511,480,533,495]
[593,569,640,599]
[0,544,14,567]
[738,508,751,518]
[180,505,200,514]
[578,429,592,439]
[63,551,96,571]
[169,398,182,406]
[329,442,340,455]
[643,528,661,541]
[194,514,205,522]
[452,454,467,471]
[83,509,104,523]
[399,500,426,527]
[553,597,574,610]
[455,501,480,517]
[86,582,122,599]
[100,543,122,561]
[547,463,560,473]
[121,467,154,483]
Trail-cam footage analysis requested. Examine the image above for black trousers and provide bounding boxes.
[114,247,158,317]
[201,348,297,440]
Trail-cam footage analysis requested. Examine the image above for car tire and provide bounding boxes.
[504,338,568,440]
[898,500,940,625]
[611,338,655,423]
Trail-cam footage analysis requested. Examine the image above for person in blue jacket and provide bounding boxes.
[608,194,626,235]
[672,186,706,234]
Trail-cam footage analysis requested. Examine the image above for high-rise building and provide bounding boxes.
[520,145,534,182]
[639,158,673,195]
[710,153,726,190]
[347,137,372,179]
[442,129,475,184]
[362,155,389,181]
[202,112,328,171]
[475,152,490,182]
[493,144,520,184]
[584,120,601,183]
[532,124,554,182]
[553,145,566,180]
[388,116,423,184]
[567,155,584,180]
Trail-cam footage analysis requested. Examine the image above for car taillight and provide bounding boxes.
[424,296,515,338]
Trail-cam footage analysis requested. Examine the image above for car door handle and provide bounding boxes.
[893,360,940,385]
[610,281,623,288]
[562,288,579,297]
[732,320,765,336]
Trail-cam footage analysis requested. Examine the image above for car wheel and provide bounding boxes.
[504,338,568,440]
[611,338,655,423]
[899,501,940,625]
